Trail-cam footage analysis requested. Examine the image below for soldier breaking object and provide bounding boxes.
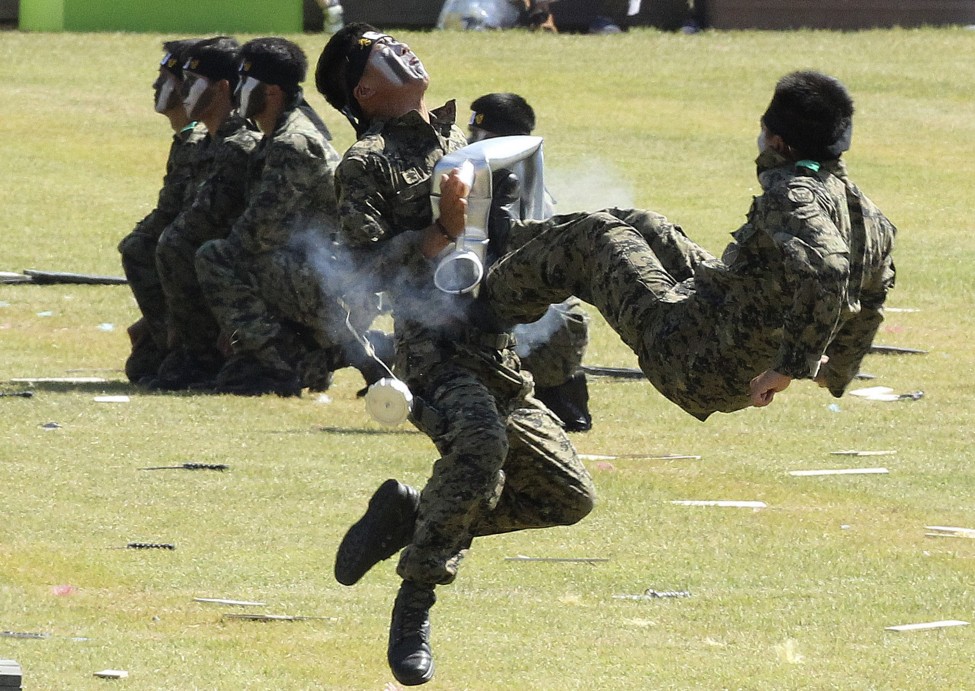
[315,25,596,686]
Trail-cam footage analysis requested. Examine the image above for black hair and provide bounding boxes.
[470,92,536,136]
[184,36,242,89]
[240,37,307,98]
[762,70,855,160]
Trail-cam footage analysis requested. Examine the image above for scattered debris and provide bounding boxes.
[222,613,335,622]
[830,450,896,456]
[141,463,228,472]
[579,453,700,461]
[613,588,691,601]
[854,372,876,380]
[0,659,22,688]
[93,395,130,403]
[580,365,645,380]
[13,377,107,384]
[24,269,127,286]
[194,598,266,607]
[0,630,49,639]
[885,307,920,313]
[93,669,128,679]
[124,543,175,551]
[925,526,975,539]
[848,386,924,402]
[504,555,609,564]
[39,422,62,430]
[0,390,33,398]
[789,467,889,477]
[97,323,115,332]
[869,344,927,355]
[671,500,766,509]
[774,638,805,664]
[885,620,968,632]
[0,271,32,284]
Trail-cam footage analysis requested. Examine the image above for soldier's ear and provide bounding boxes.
[353,81,375,105]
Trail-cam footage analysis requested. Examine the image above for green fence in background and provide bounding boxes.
[19,0,303,33]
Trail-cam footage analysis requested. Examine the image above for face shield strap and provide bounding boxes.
[342,31,389,120]
[825,121,853,158]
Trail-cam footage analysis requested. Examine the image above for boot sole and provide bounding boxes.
[334,479,415,586]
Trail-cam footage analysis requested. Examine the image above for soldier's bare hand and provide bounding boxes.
[749,369,793,407]
[437,168,471,238]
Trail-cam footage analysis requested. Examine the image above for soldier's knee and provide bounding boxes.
[559,488,595,526]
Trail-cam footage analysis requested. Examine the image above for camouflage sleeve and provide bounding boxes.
[132,134,196,240]
[820,218,897,395]
[165,135,254,246]
[231,133,337,255]
[758,181,850,379]
[334,153,430,294]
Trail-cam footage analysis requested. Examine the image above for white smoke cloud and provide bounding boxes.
[545,158,636,213]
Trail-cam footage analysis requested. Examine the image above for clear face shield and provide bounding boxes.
[153,69,181,114]
[235,75,267,120]
[181,71,212,120]
[430,135,547,296]
[362,32,428,86]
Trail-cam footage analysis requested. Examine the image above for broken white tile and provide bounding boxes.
[194,597,266,607]
[885,620,968,632]
[13,377,107,384]
[925,526,975,539]
[671,500,766,509]
[789,468,889,477]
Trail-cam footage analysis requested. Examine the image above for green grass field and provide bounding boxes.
[2,25,974,690]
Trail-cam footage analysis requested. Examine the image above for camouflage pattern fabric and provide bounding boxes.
[513,298,590,388]
[195,106,352,362]
[155,114,261,352]
[334,101,595,586]
[486,150,896,420]
[118,121,207,349]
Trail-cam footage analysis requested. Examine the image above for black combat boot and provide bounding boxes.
[535,370,592,432]
[149,346,223,391]
[334,479,420,586]
[388,580,436,686]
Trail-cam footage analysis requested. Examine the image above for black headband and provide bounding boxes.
[340,31,389,135]
[160,51,183,79]
[469,109,528,137]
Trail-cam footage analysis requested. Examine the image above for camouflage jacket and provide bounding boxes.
[230,105,341,255]
[163,114,261,246]
[131,121,207,240]
[643,149,897,419]
[334,102,473,363]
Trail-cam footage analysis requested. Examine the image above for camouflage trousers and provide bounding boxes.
[513,297,590,388]
[118,230,167,349]
[486,207,746,419]
[194,238,369,360]
[156,222,227,353]
[396,340,596,586]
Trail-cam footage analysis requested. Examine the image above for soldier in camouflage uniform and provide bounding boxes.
[151,36,262,391]
[194,37,369,396]
[315,24,595,686]
[479,70,897,420]
[468,92,594,432]
[117,39,207,383]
